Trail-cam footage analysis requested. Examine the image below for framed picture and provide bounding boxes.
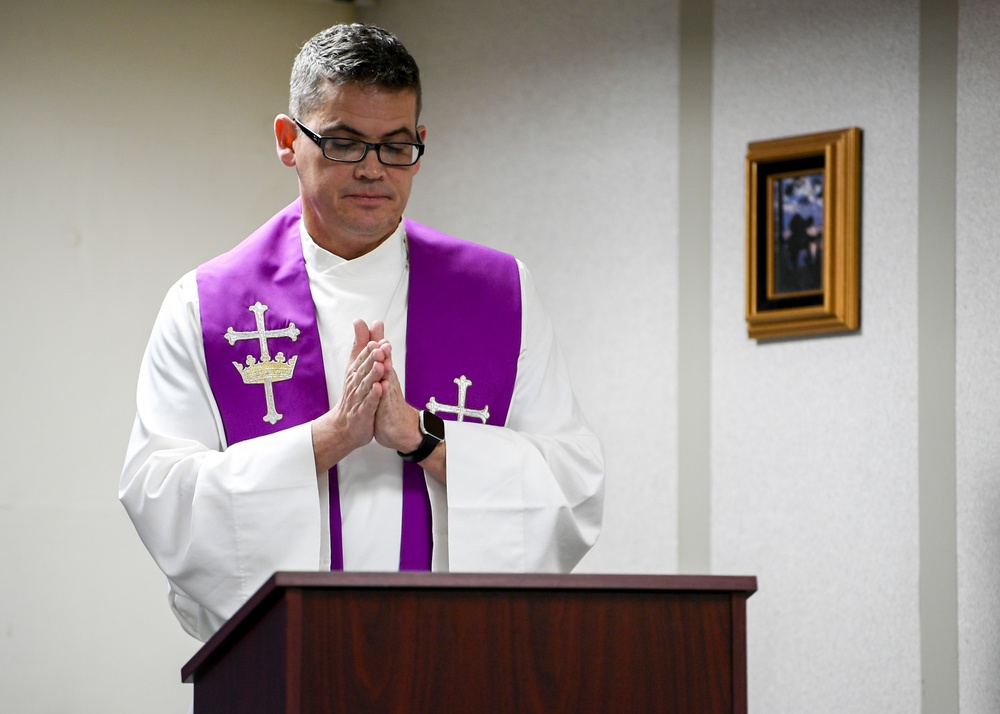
[745,127,861,339]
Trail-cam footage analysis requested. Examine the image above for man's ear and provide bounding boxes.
[275,114,298,167]
[413,125,427,175]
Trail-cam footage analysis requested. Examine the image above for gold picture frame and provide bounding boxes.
[745,127,861,339]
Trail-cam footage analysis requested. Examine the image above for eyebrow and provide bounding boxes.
[319,121,418,142]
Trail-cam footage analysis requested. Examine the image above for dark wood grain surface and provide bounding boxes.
[185,572,756,713]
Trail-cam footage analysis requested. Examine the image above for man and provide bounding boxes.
[120,23,604,642]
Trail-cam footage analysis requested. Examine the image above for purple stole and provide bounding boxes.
[196,200,521,570]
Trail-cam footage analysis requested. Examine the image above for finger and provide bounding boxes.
[369,341,387,363]
[347,338,384,378]
[370,320,385,343]
[378,341,393,373]
[351,367,384,411]
[348,353,386,394]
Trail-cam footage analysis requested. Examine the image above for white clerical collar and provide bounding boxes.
[299,219,408,277]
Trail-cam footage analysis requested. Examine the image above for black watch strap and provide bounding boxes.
[397,410,445,463]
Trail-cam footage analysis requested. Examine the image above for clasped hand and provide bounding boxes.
[311,319,420,474]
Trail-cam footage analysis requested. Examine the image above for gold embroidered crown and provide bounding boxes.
[232,353,298,384]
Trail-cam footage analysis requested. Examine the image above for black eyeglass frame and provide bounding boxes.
[293,118,425,167]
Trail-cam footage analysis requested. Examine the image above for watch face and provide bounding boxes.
[421,410,446,441]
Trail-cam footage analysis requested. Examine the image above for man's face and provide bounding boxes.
[278,82,425,260]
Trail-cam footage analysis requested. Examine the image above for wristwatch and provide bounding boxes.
[397,410,446,463]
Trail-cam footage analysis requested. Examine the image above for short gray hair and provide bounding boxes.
[289,24,422,121]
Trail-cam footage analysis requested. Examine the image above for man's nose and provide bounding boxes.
[353,148,385,179]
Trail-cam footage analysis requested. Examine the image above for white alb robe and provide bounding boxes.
[120,220,604,642]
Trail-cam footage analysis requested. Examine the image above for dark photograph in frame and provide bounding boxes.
[771,170,824,297]
[745,128,861,340]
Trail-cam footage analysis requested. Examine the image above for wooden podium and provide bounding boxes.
[182,572,756,713]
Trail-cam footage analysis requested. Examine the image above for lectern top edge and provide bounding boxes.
[266,570,758,594]
[183,572,757,684]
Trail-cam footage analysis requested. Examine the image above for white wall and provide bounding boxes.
[711,1,923,710]
[957,0,1000,711]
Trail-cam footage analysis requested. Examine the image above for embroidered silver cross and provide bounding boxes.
[225,301,300,425]
[426,375,490,424]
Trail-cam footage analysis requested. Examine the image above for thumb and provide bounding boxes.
[351,318,371,360]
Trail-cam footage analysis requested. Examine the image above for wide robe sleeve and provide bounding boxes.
[119,272,323,641]
[432,263,605,573]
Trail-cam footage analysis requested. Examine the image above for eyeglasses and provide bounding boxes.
[293,118,425,167]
